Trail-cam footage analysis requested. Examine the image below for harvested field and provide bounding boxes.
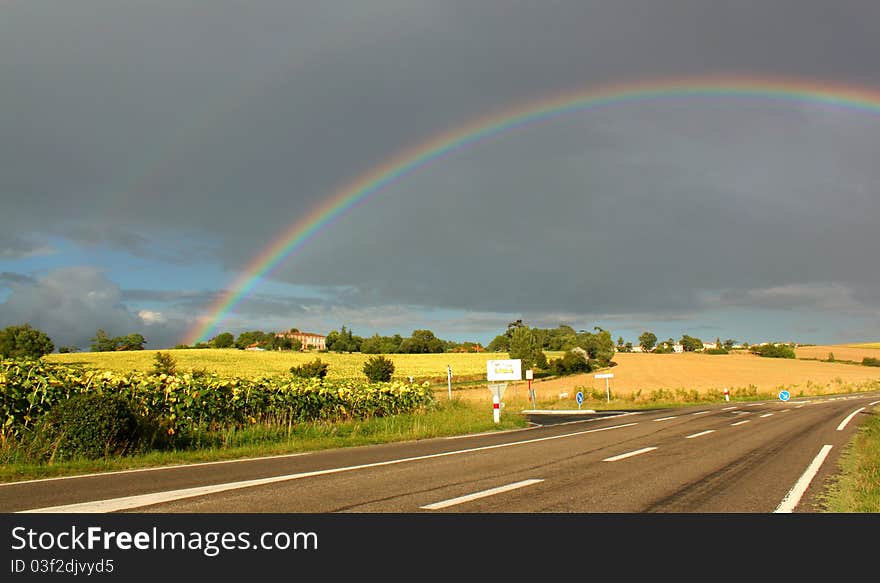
[447,349,880,404]
[795,344,880,363]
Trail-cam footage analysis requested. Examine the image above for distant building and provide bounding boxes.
[673,344,684,353]
[631,345,645,353]
[276,331,326,351]
[702,342,717,350]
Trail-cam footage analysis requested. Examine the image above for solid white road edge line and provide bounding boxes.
[602,447,658,462]
[685,430,715,439]
[420,479,544,510]
[0,452,310,488]
[774,445,833,513]
[19,422,640,513]
[836,408,866,431]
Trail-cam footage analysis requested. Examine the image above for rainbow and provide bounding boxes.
[182,75,880,345]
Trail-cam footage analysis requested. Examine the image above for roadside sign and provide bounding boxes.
[576,391,584,409]
[594,373,614,379]
[525,369,533,380]
[779,390,791,402]
[487,359,522,382]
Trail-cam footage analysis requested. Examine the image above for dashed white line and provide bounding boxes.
[420,479,544,510]
[653,416,678,422]
[731,420,751,426]
[691,411,710,416]
[602,447,658,462]
[685,430,715,439]
[19,421,640,512]
[760,413,774,418]
[722,406,738,411]
[837,408,865,431]
[775,445,833,513]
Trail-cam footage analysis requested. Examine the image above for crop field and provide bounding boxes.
[795,344,880,362]
[447,348,880,404]
[44,349,530,382]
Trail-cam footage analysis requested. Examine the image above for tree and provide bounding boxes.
[508,326,546,371]
[235,330,268,350]
[575,328,615,367]
[116,333,146,351]
[326,326,362,353]
[211,332,235,348]
[0,323,54,359]
[487,334,510,352]
[723,338,737,350]
[638,331,657,352]
[399,329,444,354]
[679,335,704,352]
[91,329,117,352]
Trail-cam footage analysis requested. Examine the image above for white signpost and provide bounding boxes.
[487,359,522,423]
[594,372,614,402]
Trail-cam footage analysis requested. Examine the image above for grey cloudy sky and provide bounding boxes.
[1,0,879,349]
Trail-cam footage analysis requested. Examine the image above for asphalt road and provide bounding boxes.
[3,393,878,513]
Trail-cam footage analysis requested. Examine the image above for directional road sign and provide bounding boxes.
[779,390,791,402]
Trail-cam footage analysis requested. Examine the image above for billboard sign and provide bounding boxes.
[487,359,522,381]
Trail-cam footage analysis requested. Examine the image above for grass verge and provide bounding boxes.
[0,398,527,483]
[820,404,880,512]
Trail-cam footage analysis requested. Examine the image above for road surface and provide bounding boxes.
[2,392,877,513]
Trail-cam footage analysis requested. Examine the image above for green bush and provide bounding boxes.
[548,350,591,376]
[290,358,329,379]
[30,393,141,462]
[363,355,395,382]
[863,357,880,367]
[704,348,729,355]
[152,351,177,375]
[751,344,796,359]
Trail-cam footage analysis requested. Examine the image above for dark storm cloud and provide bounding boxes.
[1,1,879,341]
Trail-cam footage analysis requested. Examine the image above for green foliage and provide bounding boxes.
[30,393,140,461]
[362,355,395,382]
[58,345,78,354]
[211,332,235,349]
[234,330,271,350]
[290,358,329,379]
[574,328,615,366]
[1,359,434,443]
[90,329,146,351]
[751,344,796,359]
[548,349,592,376]
[486,334,510,352]
[508,326,546,371]
[399,329,445,354]
[152,352,177,376]
[326,326,362,353]
[704,348,729,355]
[638,331,657,352]
[0,324,54,359]
[863,357,880,367]
[679,335,704,352]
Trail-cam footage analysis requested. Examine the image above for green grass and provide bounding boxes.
[0,398,528,483]
[821,405,880,512]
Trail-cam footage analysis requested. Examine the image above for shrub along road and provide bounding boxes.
[2,392,878,513]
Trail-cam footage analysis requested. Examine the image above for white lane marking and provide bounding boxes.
[780,409,790,413]
[691,411,710,416]
[0,452,310,488]
[722,406,738,411]
[836,408,866,431]
[420,479,543,510]
[868,400,880,406]
[775,445,833,513]
[760,413,774,418]
[731,420,751,426]
[602,447,658,462]
[685,430,715,439]
[746,403,765,407]
[19,422,640,513]
[653,416,678,422]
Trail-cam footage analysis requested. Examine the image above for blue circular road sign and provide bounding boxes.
[779,390,791,402]
[576,391,584,405]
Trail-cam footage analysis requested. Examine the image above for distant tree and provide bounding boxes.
[0,323,54,359]
[487,334,510,352]
[638,331,657,352]
[326,326,362,353]
[58,345,78,354]
[723,338,737,350]
[116,333,146,351]
[90,329,117,352]
[679,335,704,352]
[211,332,235,349]
[235,330,268,350]
[624,342,633,352]
[290,358,329,379]
[751,344,796,359]
[575,328,615,367]
[400,329,444,354]
[617,336,625,348]
[508,326,546,371]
